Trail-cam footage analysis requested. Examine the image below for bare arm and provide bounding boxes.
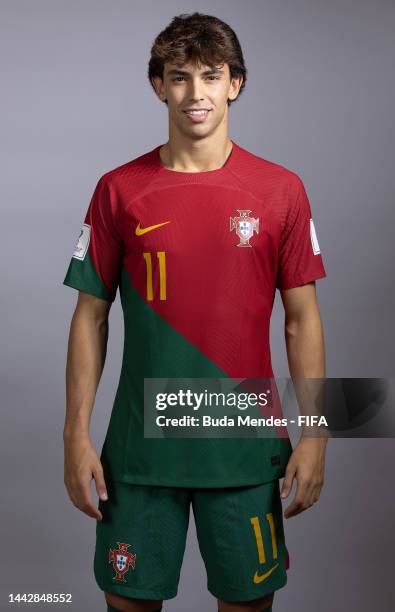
[279,281,328,518]
[63,291,111,521]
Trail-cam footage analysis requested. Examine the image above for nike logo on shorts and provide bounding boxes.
[253,562,279,584]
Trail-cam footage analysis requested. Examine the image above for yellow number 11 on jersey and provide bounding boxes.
[143,251,167,301]
[250,513,279,583]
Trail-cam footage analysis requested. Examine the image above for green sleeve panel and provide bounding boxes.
[63,250,113,302]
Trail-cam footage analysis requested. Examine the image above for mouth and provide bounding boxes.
[183,109,211,123]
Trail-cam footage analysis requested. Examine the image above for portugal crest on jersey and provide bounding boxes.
[230,210,259,247]
[108,542,136,582]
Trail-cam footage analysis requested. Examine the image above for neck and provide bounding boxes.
[160,132,233,173]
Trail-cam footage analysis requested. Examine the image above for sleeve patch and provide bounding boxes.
[310,218,321,255]
[72,223,91,261]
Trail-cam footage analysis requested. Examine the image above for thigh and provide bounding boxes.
[193,480,289,602]
[94,480,190,601]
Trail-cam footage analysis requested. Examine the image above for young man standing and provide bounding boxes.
[63,13,327,612]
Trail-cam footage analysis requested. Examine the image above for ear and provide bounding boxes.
[151,75,166,102]
[228,74,244,102]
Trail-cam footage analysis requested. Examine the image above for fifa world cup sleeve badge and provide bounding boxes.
[108,542,136,582]
[230,210,259,247]
[72,223,91,261]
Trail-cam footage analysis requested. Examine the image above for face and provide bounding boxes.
[152,61,243,139]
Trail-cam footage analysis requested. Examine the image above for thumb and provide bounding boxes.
[93,464,108,501]
[280,465,295,499]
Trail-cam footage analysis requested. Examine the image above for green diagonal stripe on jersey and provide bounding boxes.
[99,267,292,487]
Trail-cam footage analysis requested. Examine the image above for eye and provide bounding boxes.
[172,76,186,82]
[207,75,220,80]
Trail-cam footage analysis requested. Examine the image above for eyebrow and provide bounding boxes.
[166,68,224,76]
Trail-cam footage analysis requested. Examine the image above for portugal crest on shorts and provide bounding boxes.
[108,542,136,582]
[230,210,259,247]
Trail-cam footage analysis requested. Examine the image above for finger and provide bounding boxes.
[284,478,309,518]
[303,481,316,505]
[313,486,322,503]
[280,465,296,499]
[93,464,108,502]
[306,478,323,506]
[74,477,103,520]
[284,499,304,519]
[284,493,314,518]
[78,493,103,520]
[311,483,322,504]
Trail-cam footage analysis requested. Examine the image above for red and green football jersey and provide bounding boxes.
[63,141,327,487]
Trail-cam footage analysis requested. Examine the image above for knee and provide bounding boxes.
[259,591,274,610]
[104,591,163,612]
[218,591,274,611]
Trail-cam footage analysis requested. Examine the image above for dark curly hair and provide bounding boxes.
[148,12,247,106]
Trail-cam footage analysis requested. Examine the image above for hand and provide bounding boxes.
[64,431,108,521]
[280,437,327,519]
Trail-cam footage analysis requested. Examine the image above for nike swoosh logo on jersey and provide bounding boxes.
[253,563,279,584]
[135,221,171,235]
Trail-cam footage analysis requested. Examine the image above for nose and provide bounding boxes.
[188,76,205,102]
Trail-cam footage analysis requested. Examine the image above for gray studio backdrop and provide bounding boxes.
[1,1,394,611]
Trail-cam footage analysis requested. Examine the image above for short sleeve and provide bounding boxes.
[63,176,123,302]
[276,177,327,290]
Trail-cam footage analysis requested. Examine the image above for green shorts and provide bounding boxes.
[94,479,289,603]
